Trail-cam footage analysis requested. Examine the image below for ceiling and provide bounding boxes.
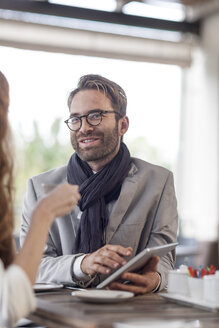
[2,0,216,66]
[0,0,218,37]
[116,0,219,22]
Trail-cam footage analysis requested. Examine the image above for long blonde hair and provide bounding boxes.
[0,71,14,268]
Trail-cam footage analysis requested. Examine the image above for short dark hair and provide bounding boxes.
[67,74,127,117]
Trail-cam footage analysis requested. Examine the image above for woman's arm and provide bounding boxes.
[14,183,80,284]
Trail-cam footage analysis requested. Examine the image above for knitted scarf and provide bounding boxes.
[67,142,131,253]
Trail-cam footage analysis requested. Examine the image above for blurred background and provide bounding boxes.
[0,0,218,268]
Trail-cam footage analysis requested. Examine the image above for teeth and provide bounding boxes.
[83,139,94,143]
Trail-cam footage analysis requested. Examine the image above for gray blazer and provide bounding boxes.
[20,158,178,291]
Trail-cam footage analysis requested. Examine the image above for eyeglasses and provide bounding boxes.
[64,110,122,132]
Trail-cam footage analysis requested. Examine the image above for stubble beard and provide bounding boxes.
[70,123,120,163]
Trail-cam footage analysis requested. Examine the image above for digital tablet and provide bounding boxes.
[96,242,178,289]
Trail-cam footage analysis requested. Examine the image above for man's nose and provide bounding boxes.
[79,117,94,133]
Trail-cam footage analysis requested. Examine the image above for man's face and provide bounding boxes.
[69,89,127,170]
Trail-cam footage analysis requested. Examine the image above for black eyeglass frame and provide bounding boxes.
[64,110,123,131]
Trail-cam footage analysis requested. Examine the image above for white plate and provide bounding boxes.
[160,292,219,312]
[34,283,64,291]
[72,290,134,303]
[114,319,200,328]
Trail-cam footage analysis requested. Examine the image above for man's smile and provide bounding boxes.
[78,136,101,147]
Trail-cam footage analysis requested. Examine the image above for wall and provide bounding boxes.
[177,13,219,242]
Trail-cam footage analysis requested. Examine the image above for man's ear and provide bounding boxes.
[119,116,129,136]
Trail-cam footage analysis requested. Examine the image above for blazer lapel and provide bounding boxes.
[105,163,139,243]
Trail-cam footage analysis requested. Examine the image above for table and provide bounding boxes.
[29,289,219,328]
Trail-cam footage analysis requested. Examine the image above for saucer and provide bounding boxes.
[72,290,134,303]
[34,283,64,291]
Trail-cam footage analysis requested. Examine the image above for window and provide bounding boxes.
[1,45,181,232]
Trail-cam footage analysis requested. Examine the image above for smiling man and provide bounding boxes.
[20,74,178,295]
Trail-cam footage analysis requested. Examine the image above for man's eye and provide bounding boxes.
[70,117,80,124]
[89,112,102,120]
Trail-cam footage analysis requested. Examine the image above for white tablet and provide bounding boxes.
[96,242,178,289]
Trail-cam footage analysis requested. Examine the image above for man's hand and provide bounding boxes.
[81,244,133,276]
[108,256,160,295]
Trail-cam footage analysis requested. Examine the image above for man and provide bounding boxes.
[20,74,178,294]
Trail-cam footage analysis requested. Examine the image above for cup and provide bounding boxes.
[41,183,58,195]
[215,270,219,277]
[204,275,219,304]
[210,278,219,304]
[188,276,203,301]
[203,275,214,303]
[167,270,189,296]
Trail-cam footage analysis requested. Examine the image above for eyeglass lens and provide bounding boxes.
[67,112,102,131]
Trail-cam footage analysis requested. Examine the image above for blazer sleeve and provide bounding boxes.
[146,171,178,291]
[20,178,77,284]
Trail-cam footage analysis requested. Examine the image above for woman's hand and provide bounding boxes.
[33,183,80,224]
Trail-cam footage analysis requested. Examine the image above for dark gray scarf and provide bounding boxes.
[67,142,131,254]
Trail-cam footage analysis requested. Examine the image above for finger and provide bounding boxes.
[89,263,111,275]
[61,183,80,197]
[98,250,129,266]
[71,194,80,204]
[70,195,80,205]
[84,246,133,274]
[82,255,112,275]
[50,184,80,204]
[72,184,79,192]
[94,254,122,269]
[142,256,160,273]
[109,282,148,295]
[104,244,133,257]
[121,271,150,285]
[122,270,160,290]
